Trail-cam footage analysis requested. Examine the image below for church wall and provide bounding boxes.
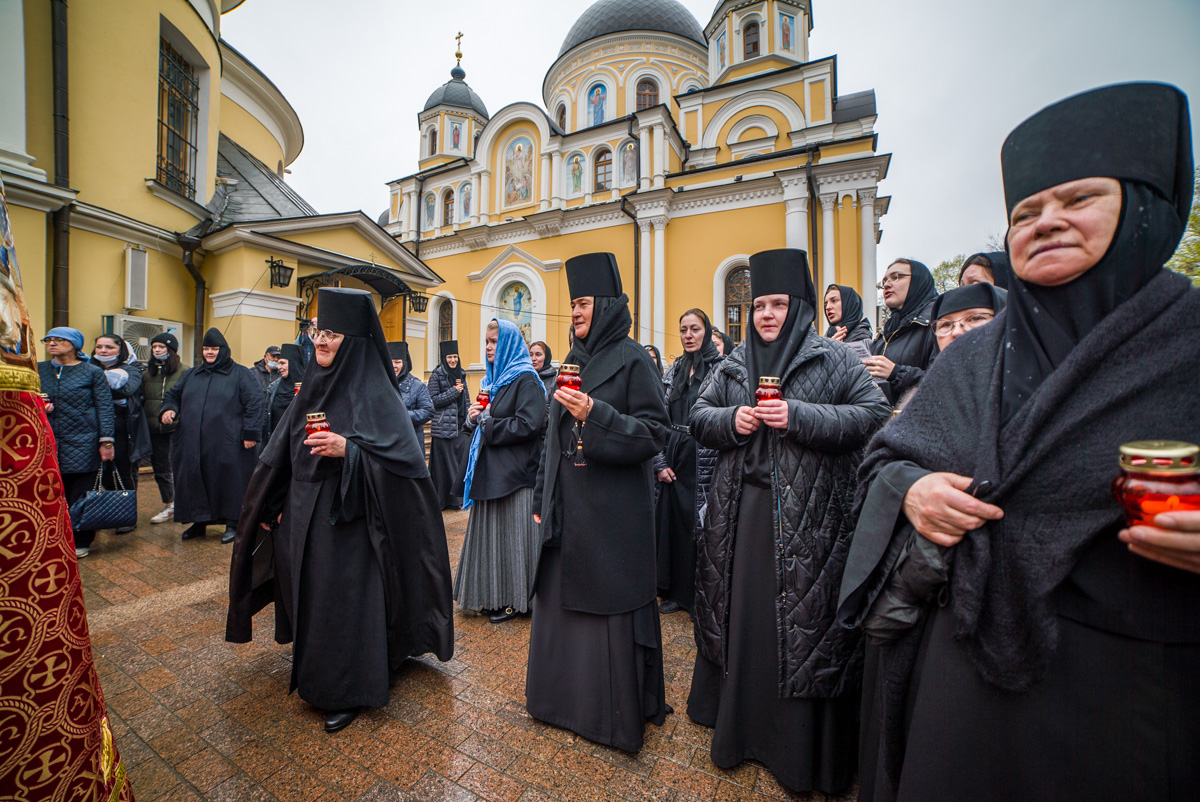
[818,140,875,162]
[21,0,54,178]
[836,196,861,287]
[6,203,49,341]
[714,105,791,157]
[219,95,285,172]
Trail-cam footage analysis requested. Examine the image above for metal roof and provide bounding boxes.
[559,0,705,56]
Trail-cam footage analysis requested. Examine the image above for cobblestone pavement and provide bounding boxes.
[82,487,857,801]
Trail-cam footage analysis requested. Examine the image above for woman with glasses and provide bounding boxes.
[930,283,1007,353]
[864,260,939,404]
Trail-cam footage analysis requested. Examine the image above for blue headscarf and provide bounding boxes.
[461,319,541,508]
[43,327,89,360]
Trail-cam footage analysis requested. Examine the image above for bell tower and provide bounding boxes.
[706,1,812,85]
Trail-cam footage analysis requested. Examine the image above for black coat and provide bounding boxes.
[428,365,468,440]
[871,299,937,404]
[38,360,114,474]
[691,331,890,698]
[161,362,265,525]
[105,359,152,464]
[262,377,294,442]
[533,338,669,615]
[462,372,546,501]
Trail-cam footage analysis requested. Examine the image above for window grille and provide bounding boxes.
[157,38,199,199]
[725,268,751,343]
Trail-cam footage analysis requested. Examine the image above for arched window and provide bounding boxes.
[442,190,454,226]
[438,299,453,344]
[594,148,613,192]
[428,126,438,156]
[636,80,659,111]
[725,267,751,343]
[743,22,760,59]
[556,104,567,130]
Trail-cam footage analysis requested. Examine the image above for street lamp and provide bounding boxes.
[408,292,429,313]
[267,257,294,288]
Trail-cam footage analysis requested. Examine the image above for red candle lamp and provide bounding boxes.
[305,412,330,438]
[1112,440,1200,527]
[756,377,782,404]
[476,389,490,409]
[557,364,582,391]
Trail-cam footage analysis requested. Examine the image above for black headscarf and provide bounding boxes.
[669,310,719,404]
[999,83,1193,425]
[931,283,1007,353]
[565,295,632,371]
[195,328,234,374]
[824,284,872,339]
[387,341,412,377]
[880,260,938,340]
[959,252,1012,290]
[276,288,427,482]
[715,330,735,355]
[438,340,466,382]
[279,343,305,389]
[643,344,663,375]
[744,249,817,389]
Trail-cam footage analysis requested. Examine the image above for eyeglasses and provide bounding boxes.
[311,330,342,343]
[877,274,911,290]
[43,337,71,345]
[933,312,995,336]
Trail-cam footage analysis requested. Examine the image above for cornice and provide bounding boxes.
[144,179,209,220]
[0,172,77,213]
[70,202,183,257]
[210,287,300,321]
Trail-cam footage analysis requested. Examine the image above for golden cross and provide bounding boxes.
[455,31,464,63]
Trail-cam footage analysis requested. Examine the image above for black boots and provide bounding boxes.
[181,523,206,540]
[489,607,519,624]
[221,526,236,544]
[324,708,359,733]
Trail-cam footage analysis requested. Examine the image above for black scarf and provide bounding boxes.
[439,350,466,383]
[643,344,663,375]
[195,328,234,374]
[881,260,937,340]
[744,299,814,389]
[716,330,735,355]
[824,284,872,339]
[669,314,719,404]
[534,343,556,384]
[279,343,305,390]
[564,295,632,372]
[1001,182,1181,424]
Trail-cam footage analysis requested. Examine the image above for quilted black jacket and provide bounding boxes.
[690,330,890,698]
[427,365,469,440]
[38,360,115,474]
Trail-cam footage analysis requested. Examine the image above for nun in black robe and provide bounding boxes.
[654,309,721,614]
[527,253,671,753]
[838,82,1200,802]
[868,261,939,405]
[160,328,264,542]
[428,340,470,509]
[263,343,305,442]
[226,288,454,733]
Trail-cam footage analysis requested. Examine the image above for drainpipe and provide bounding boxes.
[51,0,70,327]
[178,235,205,364]
[804,149,820,290]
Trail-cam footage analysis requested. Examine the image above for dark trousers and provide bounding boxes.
[63,470,98,548]
[149,431,174,503]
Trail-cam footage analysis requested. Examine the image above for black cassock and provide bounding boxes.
[161,330,264,526]
[226,293,454,711]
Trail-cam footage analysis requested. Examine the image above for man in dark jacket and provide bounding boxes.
[251,345,282,393]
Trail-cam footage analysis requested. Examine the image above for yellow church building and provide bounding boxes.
[383,0,891,373]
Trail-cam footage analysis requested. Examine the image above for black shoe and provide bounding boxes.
[489,607,519,624]
[181,524,206,541]
[115,526,136,535]
[659,600,681,614]
[221,526,236,544]
[324,708,359,733]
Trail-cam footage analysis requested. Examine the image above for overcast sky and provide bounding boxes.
[221,0,1200,269]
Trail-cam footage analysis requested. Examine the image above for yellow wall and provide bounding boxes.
[8,205,49,341]
[219,95,285,171]
[282,230,404,270]
[22,0,54,180]
[836,197,860,287]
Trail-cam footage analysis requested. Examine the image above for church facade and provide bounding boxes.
[384,0,890,373]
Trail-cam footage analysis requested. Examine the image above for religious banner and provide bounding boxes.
[0,174,134,801]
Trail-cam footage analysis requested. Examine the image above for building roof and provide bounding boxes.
[559,0,705,56]
[423,65,489,118]
[209,133,318,226]
[832,90,877,123]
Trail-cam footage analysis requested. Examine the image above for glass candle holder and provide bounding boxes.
[293,383,302,395]
[1111,440,1200,526]
[39,393,50,407]
[305,412,330,438]
[557,364,582,391]
[476,389,490,409]
[756,377,782,405]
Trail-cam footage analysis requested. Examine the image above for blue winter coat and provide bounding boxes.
[39,360,115,473]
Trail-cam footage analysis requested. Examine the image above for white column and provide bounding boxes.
[469,173,480,225]
[404,191,415,238]
[638,220,652,343]
[638,125,652,191]
[0,1,43,179]
[858,189,878,318]
[820,193,837,291]
[652,125,666,188]
[551,150,563,208]
[784,196,809,252]
[653,217,667,353]
[479,170,491,218]
[539,153,551,212]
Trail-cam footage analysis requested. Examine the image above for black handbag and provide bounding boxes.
[69,463,138,532]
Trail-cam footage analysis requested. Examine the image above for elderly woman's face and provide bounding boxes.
[959,264,994,286]
[1008,177,1122,286]
[313,330,344,368]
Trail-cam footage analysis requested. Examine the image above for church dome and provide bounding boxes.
[558,0,705,57]
[423,64,489,118]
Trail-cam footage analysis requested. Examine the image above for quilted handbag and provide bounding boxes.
[69,463,138,532]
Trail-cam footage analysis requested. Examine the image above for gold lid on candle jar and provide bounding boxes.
[1118,440,1200,475]
[559,363,580,373]
[306,412,326,423]
[758,376,782,387]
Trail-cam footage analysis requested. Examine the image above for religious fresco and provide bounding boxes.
[497,281,533,343]
[449,120,464,152]
[503,136,534,207]
[0,176,37,382]
[568,154,584,195]
[587,84,607,126]
[424,193,435,228]
[717,33,726,70]
[780,13,795,53]
[620,142,637,186]
[460,182,472,221]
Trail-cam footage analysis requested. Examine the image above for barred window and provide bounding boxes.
[594,149,613,191]
[157,39,199,199]
[636,80,658,111]
[725,267,751,344]
[744,22,760,59]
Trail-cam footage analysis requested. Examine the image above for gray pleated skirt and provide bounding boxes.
[453,486,540,613]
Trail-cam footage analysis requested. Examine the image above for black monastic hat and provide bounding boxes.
[439,340,459,359]
[387,341,409,361]
[932,283,1008,320]
[566,252,622,299]
[317,287,376,337]
[748,248,815,302]
[1001,82,1193,221]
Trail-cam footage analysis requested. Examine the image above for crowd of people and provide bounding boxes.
[36,81,1199,798]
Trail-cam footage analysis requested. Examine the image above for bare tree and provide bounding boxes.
[1167,167,1200,286]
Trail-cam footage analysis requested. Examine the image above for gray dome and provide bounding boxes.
[423,65,489,118]
[559,0,705,56]
[376,209,390,226]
